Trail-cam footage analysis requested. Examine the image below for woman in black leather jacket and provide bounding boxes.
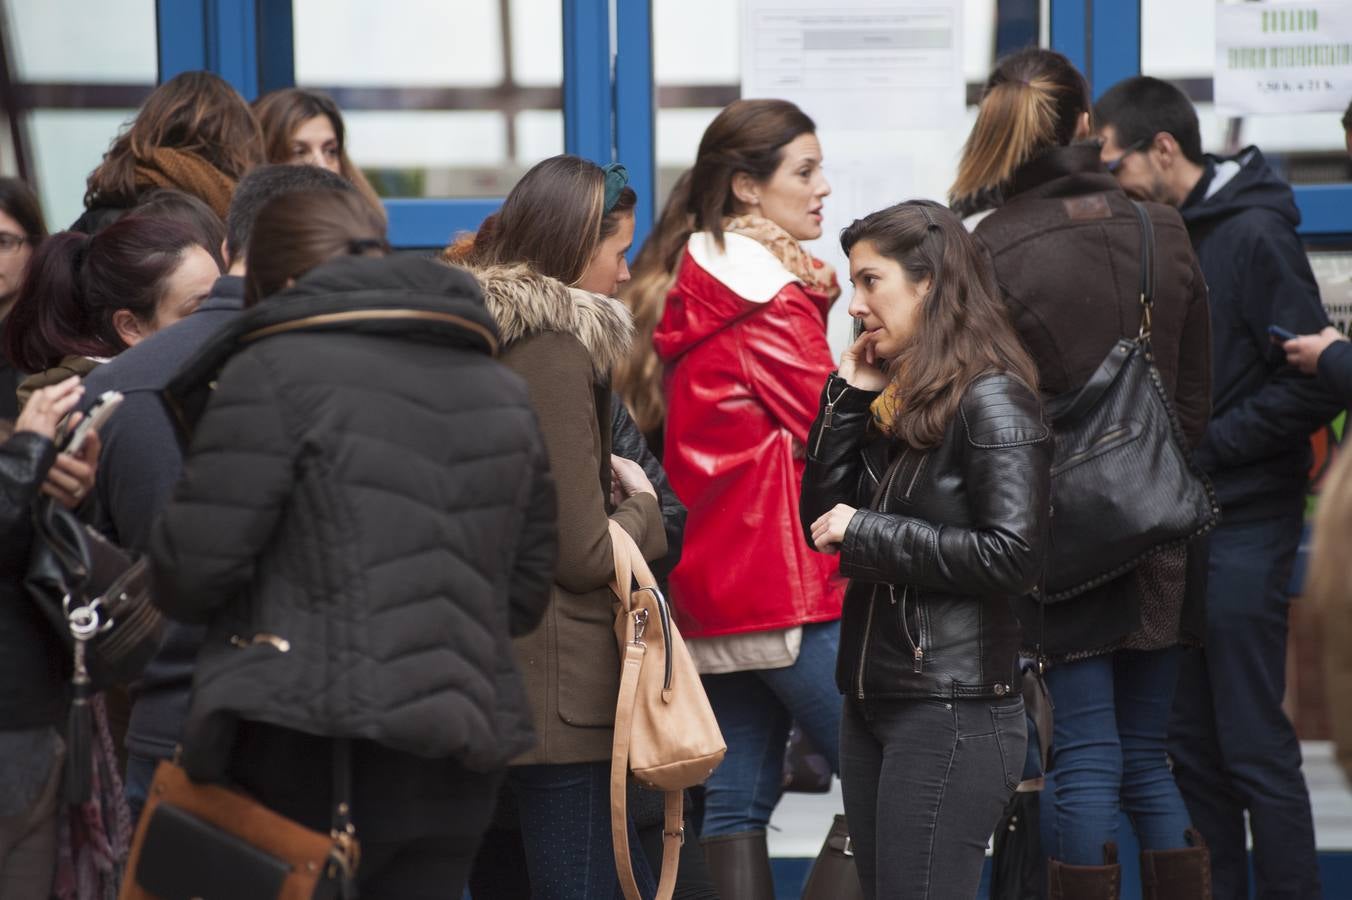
[800,201,1051,900]
[0,377,99,899]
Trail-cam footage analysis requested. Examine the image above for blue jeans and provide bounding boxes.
[507,762,655,900]
[1170,513,1321,900]
[699,620,842,837]
[1041,648,1193,866]
[124,751,162,827]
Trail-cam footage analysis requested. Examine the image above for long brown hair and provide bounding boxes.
[441,154,636,287]
[245,189,388,305]
[85,71,264,210]
[840,200,1040,448]
[613,170,693,435]
[252,88,387,222]
[950,49,1091,211]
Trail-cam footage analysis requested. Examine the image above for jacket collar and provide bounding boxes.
[1006,144,1121,202]
[197,274,245,314]
[164,256,499,442]
[465,263,633,378]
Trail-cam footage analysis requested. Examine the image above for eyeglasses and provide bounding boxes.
[1105,138,1151,174]
[0,232,29,255]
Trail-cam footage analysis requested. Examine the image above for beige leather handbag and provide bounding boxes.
[608,521,726,900]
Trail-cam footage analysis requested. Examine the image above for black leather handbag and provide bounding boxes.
[1043,201,1219,600]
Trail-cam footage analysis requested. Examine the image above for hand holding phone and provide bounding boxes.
[1267,324,1298,343]
[63,390,123,456]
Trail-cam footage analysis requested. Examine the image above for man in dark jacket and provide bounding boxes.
[1096,77,1338,900]
[1284,326,1352,403]
[80,163,356,822]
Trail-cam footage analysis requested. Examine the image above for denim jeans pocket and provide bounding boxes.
[991,700,1028,792]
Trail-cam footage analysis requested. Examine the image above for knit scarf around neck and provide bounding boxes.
[133,148,236,219]
[721,215,840,302]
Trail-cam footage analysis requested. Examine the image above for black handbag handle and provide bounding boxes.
[1132,200,1156,339]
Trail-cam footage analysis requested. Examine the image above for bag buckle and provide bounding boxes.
[632,608,649,645]
[664,826,686,846]
[843,835,854,857]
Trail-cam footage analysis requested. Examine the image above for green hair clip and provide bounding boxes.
[602,163,630,214]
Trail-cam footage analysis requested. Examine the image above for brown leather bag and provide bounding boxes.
[608,521,726,900]
[118,757,358,900]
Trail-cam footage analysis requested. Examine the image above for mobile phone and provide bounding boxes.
[852,317,865,342]
[1268,324,1299,343]
[63,390,123,455]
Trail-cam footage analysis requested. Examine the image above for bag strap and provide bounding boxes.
[611,634,681,900]
[328,739,359,897]
[1130,200,1156,338]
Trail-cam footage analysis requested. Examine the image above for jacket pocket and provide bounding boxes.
[554,590,621,728]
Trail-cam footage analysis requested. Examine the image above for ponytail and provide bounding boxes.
[950,48,1091,210]
[2,233,105,372]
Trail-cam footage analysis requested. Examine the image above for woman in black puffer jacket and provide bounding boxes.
[148,189,558,899]
[800,201,1051,900]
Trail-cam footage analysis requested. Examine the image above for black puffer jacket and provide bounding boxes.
[149,256,557,779]
[801,373,1051,701]
[0,431,65,729]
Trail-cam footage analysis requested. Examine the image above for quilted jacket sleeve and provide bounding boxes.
[508,420,557,637]
[510,333,665,597]
[800,373,879,545]
[0,431,56,533]
[149,352,298,624]
[610,394,685,579]
[741,284,837,445]
[840,376,1051,597]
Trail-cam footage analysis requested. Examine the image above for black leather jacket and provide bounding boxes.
[801,372,1052,702]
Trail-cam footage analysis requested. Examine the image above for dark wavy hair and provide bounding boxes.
[840,200,1040,448]
[2,215,214,371]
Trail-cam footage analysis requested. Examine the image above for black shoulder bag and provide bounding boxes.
[1043,201,1219,600]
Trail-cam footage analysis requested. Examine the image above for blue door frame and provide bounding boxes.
[1051,0,1350,238]
[159,1,1346,246]
[157,0,655,250]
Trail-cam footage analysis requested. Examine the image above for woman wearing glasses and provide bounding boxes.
[0,178,47,421]
[950,48,1214,897]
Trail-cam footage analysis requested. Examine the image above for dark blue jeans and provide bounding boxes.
[1041,648,1193,865]
[506,761,656,900]
[1169,512,1321,900]
[698,620,842,837]
[124,751,162,827]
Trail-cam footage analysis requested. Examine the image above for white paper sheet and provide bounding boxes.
[1215,0,1352,116]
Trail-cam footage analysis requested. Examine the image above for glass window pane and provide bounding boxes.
[292,0,563,198]
[27,110,138,230]
[1141,0,1350,184]
[5,0,156,83]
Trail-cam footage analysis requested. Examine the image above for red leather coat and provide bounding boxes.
[654,232,845,638]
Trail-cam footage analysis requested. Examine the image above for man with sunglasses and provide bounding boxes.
[1093,77,1337,900]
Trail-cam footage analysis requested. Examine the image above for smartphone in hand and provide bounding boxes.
[1268,324,1298,343]
[62,390,123,455]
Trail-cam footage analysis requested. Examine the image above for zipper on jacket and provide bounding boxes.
[892,586,925,674]
[231,633,291,653]
[813,380,849,458]
[856,586,877,700]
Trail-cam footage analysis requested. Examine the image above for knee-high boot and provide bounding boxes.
[1140,828,1212,900]
[1047,842,1121,900]
[701,830,774,900]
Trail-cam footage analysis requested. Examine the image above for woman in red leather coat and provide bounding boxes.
[649,98,845,899]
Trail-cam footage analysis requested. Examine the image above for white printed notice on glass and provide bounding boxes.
[740,0,965,129]
[1215,0,1352,115]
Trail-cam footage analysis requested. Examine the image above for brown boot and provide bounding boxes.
[1141,828,1212,900]
[702,830,775,900]
[1047,843,1121,900]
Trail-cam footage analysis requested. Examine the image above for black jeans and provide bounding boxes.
[1169,512,1322,899]
[359,833,482,900]
[840,696,1025,900]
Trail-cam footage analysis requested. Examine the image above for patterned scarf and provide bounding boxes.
[870,382,904,436]
[721,215,841,302]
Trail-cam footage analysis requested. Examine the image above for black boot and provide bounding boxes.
[1047,842,1121,900]
[1140,828,1212,900]
[701,830,774,900]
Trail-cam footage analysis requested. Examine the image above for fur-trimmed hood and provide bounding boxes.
[459,262,634,378]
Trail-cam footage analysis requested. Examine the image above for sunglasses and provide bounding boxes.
[1105,137,1151,174]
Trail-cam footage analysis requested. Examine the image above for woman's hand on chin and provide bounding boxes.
[839,330,888,392]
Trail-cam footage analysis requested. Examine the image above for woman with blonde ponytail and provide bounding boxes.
[954,48,1214,898]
